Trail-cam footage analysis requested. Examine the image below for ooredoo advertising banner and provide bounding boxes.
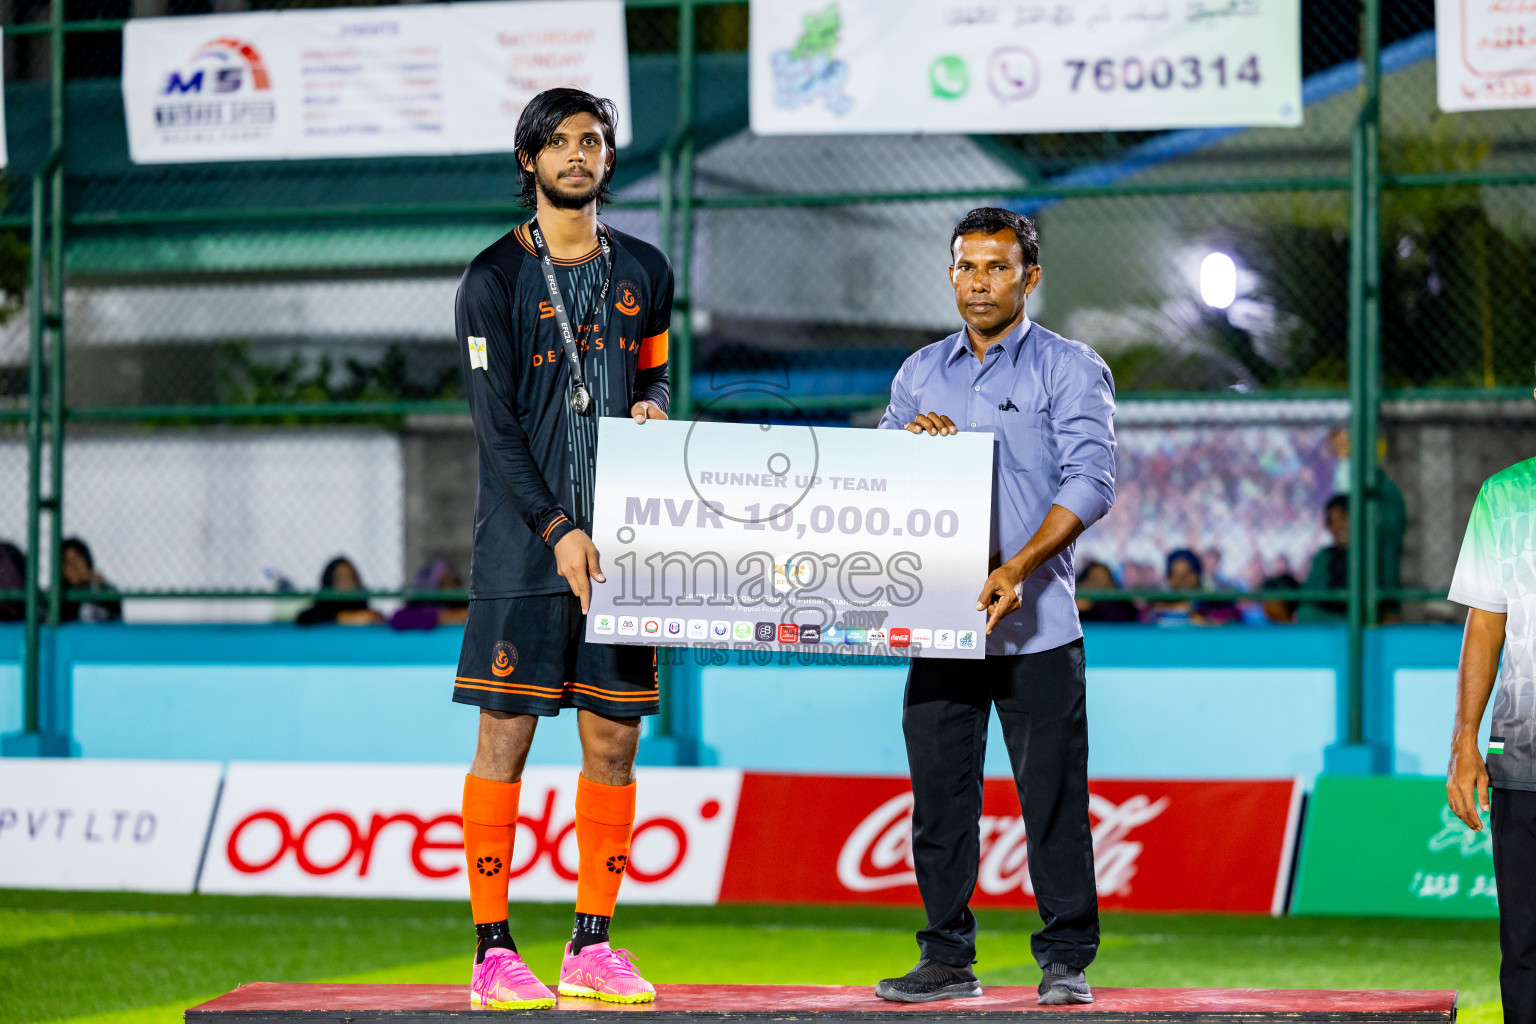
[750,0,1303,136]
[0,758,223,892]
[122,0,630,164]
[198,763,742,901]
[720,773,1304,915]
[1290,775,1498,919]
[1437,0,1536,111]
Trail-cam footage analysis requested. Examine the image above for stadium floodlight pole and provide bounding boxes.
[1343,0,1382,759]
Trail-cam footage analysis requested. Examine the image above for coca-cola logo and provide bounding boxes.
[225,788,713,883]
[836,790,1170,897]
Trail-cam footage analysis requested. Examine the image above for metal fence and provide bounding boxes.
[1,0,1533,752]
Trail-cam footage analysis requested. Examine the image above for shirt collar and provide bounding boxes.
[945,313,1034,366]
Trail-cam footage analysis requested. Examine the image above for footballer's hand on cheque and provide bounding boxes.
[905,412,958,436]
[554,529,605,614]
[631,401,668,424]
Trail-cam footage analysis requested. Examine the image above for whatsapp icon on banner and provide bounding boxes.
[929,55,969,100]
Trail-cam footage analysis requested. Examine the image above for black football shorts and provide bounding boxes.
[452,594,659,718]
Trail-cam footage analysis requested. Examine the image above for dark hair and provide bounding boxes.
[0,542,24,588]
[1076,560,1118,588]
[1261,573,1301,615]
[514,87,620,210]
[1166,548,1203,581]
[950,207,1039,265]
[1325,493,1349,518]
[62,537,93,570]
[320,556,360,591]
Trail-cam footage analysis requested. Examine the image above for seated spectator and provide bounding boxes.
[60,538,122,623]
[1076,560,1137,622]
[1201,547,1246,593]
[0,542,24,621]
[1148,548,1238,626]
[1259,573,1302,624]
[296,556,385,626]
[1327,426,1405,617]
[1299,496,1351,622]
[390,560,470,630]
[1147,549,1202,626]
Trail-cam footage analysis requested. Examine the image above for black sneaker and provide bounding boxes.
[874,959,982,1003]
[1038,963,1093,1005]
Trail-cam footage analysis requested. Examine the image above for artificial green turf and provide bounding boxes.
[0,890,1503,1024]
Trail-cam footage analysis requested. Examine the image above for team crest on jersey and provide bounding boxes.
[614,280,641,317]
[491,641,518,678]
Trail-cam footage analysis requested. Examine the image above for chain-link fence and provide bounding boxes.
[0,0,1531,638]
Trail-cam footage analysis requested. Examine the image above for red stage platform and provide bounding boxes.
[185,984,1457,1023]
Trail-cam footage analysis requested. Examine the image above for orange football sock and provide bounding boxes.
[462,775,520,925]
[574,774,637,918]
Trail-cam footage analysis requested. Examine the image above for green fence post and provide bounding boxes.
[47,0,67,629]
[19,173,46,745]
[1330,0,1384,775]
[2,0,69,756]
[672,0,696,423]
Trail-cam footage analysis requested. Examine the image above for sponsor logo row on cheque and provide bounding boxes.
[592,615,978,650]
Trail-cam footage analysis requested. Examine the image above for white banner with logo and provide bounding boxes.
[0,759,222,891]
[199,763,742,901]
[122,0,630,164]
[1437,0,1536,110]
[750,0,1301,135]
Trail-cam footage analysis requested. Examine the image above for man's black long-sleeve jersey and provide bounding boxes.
[456,222,672,598]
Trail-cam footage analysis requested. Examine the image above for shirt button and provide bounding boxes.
[970,422,977,427]
[974,385,980,391]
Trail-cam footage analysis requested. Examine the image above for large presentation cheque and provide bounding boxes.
[584,419,992,660]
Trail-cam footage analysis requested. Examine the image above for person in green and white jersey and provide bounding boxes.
[1447,416,1536,1024]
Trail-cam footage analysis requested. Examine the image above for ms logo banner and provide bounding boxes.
[122,1,633,165]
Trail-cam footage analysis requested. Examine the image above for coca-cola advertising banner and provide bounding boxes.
[719,774,1303,915]
[199,763,742,902]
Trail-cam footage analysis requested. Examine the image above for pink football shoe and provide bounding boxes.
[470,947,556,1010]
[557,941,656,1003]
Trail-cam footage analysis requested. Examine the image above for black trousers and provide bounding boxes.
[901,638,1099,970]
[1494,787,1536,1024]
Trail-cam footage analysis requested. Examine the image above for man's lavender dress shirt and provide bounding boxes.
[877,315,1117,656]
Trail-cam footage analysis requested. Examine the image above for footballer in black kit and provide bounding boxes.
[457,88,671,1006]
[452,134,671,720]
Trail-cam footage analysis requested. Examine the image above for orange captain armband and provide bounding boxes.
[638,330,668,370]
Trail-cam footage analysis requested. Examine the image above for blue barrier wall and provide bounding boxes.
[0,622,1486,778]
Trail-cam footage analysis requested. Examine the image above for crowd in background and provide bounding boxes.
[0,424,1401,631]
[291,556,469,630]
[1075,421,1406,626]
[0,537,123,623]
[0,540,469,631]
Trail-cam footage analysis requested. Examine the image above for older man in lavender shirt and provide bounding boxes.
[873,208,1116,1007]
